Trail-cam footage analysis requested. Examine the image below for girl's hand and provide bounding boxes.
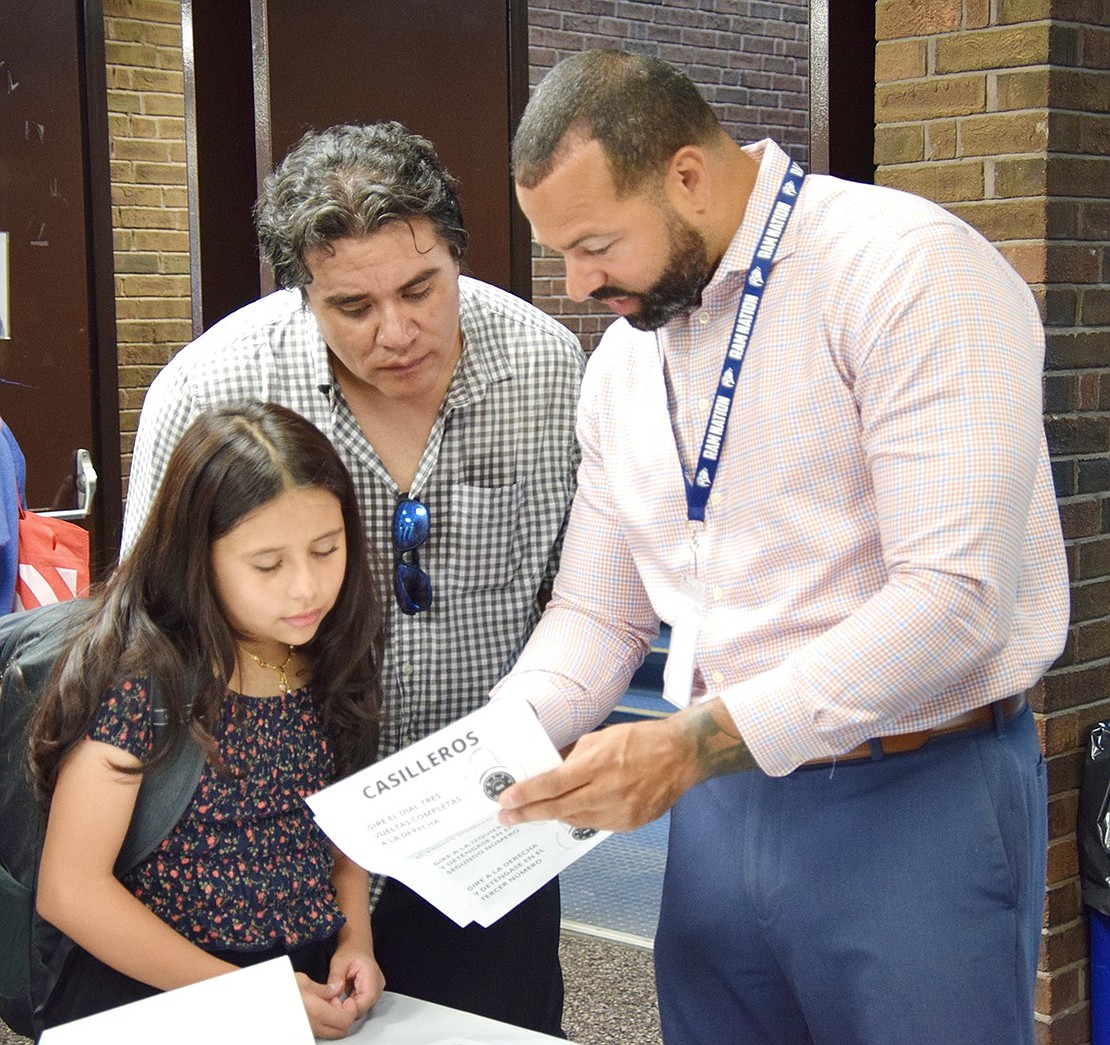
[327,940,385,1018]
[295,973,359,1040]
[326,849,382,1027]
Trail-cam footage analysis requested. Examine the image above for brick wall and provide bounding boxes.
[527,0,809,351]
[102,0,813,452]
[875,2,1110,1042]
[100,1,811,479]
[103,0,191,494]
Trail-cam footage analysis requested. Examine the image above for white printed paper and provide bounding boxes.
[38,957,313,1045]
[307,700,610,928]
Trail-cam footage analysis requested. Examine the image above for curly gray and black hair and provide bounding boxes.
[254,121,469,290]
[513,50,721,195]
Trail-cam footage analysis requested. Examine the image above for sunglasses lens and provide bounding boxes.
[395,561,433,615]
[393,499,430,552]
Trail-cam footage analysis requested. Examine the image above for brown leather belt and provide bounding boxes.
[806,692,1028,766]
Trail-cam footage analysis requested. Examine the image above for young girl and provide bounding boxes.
[28,402,385,1040]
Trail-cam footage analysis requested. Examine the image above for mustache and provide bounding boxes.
[590,286,639,302]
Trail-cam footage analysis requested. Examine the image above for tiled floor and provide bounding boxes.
[0,1022,26,1045]
[560,930,661,1045]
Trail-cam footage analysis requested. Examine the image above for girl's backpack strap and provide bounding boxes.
[115,679,207,876]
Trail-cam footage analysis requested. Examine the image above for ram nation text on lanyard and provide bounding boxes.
[662,160,806,709]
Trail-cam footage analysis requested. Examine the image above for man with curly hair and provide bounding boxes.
[124,122,583,1037]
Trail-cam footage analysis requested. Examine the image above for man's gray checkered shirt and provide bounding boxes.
[123,277,584,761]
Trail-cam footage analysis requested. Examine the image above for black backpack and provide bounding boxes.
[0,600,206,1037]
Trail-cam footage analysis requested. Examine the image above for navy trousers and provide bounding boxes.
[654,704,1046,1045]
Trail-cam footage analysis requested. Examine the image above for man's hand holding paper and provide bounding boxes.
[307,700,609,928]
[496,699,758,833]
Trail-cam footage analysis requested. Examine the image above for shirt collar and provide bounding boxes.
[704,138,801,299]
[295,295,335,399]
[444,278,514,412]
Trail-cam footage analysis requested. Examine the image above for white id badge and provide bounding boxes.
[662,576,705,709]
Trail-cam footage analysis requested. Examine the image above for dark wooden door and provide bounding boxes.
[185,0,529,333]
[0,0,120,565]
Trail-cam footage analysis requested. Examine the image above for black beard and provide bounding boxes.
[593,218,713,332]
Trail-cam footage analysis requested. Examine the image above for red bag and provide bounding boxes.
[13,505,90,610]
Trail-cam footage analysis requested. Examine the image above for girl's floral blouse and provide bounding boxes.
[89,678,345,951]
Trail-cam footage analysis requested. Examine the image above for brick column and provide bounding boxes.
[875,2,1110,1042]
[103,0,191,494]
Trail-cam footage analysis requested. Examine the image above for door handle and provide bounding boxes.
[38,448,97,520]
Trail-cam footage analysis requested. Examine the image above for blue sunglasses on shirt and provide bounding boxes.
[392,497,432,615]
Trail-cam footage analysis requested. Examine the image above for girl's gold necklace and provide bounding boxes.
[242,644,296,694]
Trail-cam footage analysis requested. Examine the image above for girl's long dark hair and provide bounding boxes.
[29,402,383,801]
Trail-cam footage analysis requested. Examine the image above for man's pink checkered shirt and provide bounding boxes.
[494,140,1069,777]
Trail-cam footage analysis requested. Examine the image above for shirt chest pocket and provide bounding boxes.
[445,482,523,591]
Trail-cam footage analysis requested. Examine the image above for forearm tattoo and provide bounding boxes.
[684,701,758,780]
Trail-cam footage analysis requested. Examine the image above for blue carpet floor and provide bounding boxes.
[559,631,671,947]
[560,811,668,946]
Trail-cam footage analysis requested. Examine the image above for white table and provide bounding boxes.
[334,991,574,1044]
[39,960,571,1045]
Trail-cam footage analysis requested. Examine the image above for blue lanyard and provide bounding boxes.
[685,161,805,522]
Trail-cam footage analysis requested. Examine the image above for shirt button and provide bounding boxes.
[712,670,725,684]
[697,397,710,412]
[697,311,711,326]
[402,663,414,677]
[713,587,724,601]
